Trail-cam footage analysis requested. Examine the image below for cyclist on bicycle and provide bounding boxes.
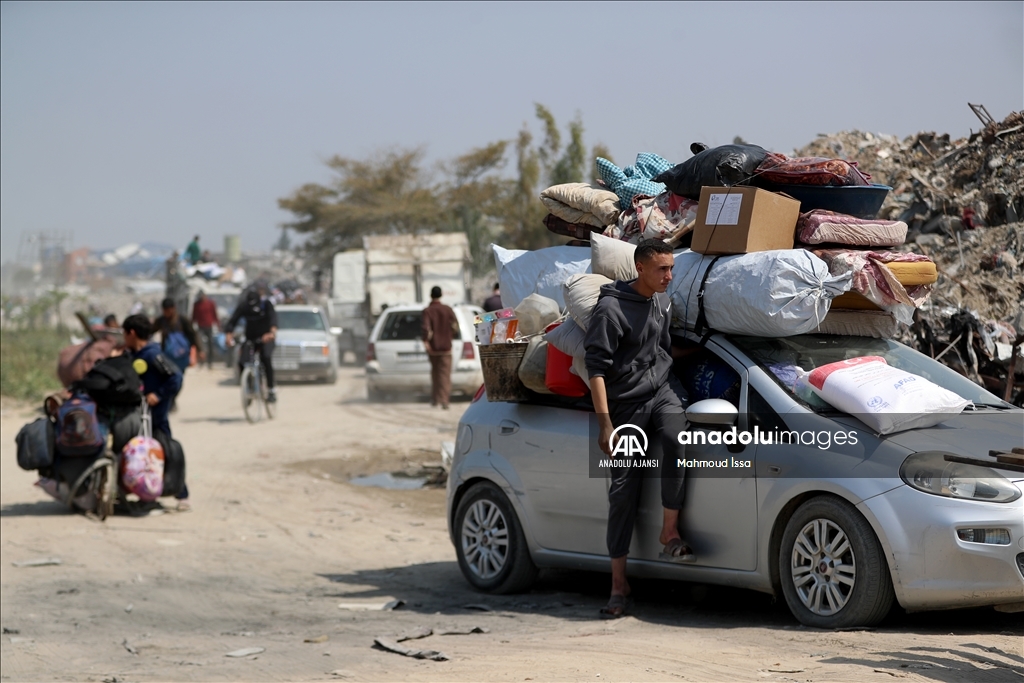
[225,287,279,403]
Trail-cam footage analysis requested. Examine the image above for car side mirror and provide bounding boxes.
[685,399,739,426]
[330,327,342,336]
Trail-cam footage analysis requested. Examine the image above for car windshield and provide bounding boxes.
[277,310,325,331]
[729,334,1010,411]
[378,310,462,341]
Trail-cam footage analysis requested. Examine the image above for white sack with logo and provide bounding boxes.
[669,249,851,337]
[798,356,972,434]
[493,245,591,310]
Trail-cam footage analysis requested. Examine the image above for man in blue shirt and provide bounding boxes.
[122,314,190,510]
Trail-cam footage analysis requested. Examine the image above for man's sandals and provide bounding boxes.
[658,538,696,563]
[599,594,633,619]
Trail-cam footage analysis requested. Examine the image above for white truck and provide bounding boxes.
[327,233,472,362]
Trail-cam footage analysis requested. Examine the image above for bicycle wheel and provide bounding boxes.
[240,367,262,423]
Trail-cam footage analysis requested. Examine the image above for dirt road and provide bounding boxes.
[2,367,1021,682]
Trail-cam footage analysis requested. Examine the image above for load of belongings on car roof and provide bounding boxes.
[472,136,1020,423]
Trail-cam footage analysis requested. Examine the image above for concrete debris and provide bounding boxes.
[11,558,62,567]
[225,646,265,657]
[801,109,1023,405]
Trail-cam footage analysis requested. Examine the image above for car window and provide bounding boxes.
[379,311,422,341]
[277,310,326,331]
[730,334,1008,411]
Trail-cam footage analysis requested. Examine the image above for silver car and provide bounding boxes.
[446,332,1024,628]
[266,305,340,384]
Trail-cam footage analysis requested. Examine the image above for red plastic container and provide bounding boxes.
[544,322,588,397]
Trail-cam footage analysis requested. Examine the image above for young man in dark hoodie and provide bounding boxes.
[584,239,692,619]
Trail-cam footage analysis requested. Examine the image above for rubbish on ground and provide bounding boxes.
[395,626,433,642]
[337,599,404,611]
[225,647,265,657]
[124,603,133,613]
[11,558,62,567]
[122,639,138,655]
[373,637,448,661]
[349,472,426,490]
[304,635,329,643]
[437,626,490,635]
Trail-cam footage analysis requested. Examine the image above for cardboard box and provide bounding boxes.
[691,186,800,255]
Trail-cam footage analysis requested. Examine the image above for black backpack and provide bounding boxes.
[16,418,56,470]
[77,355,144,407]
[154,429,187,498]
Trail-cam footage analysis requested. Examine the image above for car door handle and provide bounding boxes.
[499,420,520,436]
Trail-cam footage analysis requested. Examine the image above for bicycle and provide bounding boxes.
[238,338,275,423]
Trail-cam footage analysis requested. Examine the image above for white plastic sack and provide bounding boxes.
[799,356,972,434]
[514,294,561,336]
[590,233,637,281]
[517,337,553,394]
[564,274,612,332]
[493,244,591,309]
[544,318,586,358]
[570,354,592,389]
[669,249,851,337]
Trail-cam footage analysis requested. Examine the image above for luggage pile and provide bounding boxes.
[14,350,186,518]
[478,140,949,400]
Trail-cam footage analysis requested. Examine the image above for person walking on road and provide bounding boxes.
[584,239,693,619]
[422,286,458,409]
[225,288,278,403]
[154,298,200,377]
[191,291,219,369]
[122,314,191,511]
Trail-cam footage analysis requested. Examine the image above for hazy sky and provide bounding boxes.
[2,1,1021,258]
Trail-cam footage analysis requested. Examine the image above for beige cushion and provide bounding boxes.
[540,183,621,226]
[590,232,638,281]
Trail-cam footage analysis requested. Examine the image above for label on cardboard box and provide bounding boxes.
[704,193,743,225]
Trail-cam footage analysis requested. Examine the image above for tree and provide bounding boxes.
[278,148,443,266]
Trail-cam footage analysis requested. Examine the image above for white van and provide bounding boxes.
[365,303,483,401]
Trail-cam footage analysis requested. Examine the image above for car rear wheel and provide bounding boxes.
[779,495,894,628]
[454,482,537,594]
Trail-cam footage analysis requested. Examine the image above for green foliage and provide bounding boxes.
[278,105,610,262]
[0,328,67,402]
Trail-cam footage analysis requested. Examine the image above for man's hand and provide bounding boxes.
[260,331,275,343]
[145,392,160,407]
[198,350,206,362]
[225,333,234,347]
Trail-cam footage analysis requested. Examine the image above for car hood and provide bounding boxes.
[881,410,1024,477]
[276,330,330,344]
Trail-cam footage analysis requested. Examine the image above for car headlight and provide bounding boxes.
[900,451,1022,503]
[301,344,329,360]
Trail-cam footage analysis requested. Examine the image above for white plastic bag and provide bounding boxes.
[799,356,972,434]
[517,336,553,394]
[493,244,591,309]
[544,318,586,358]
[514,294,561,336]
[669,249,851,337]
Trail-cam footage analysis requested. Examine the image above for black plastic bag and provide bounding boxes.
[16,418,55,471]
[654,144,769,200]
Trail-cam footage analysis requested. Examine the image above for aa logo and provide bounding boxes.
[609,424,648,458]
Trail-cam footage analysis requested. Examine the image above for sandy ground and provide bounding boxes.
[1,366,1022,682]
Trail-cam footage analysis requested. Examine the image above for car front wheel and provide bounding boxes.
[779,495,894,628]
[454,482,537,594]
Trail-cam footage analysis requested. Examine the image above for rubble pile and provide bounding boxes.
[796,111,1023,233]
[797,111,1023,403]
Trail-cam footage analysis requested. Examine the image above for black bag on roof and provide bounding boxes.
[653,144,769,200]
[77,355,144,407]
